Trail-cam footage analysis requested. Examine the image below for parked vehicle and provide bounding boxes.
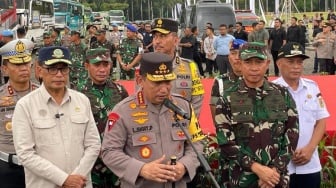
[235,10,259,33]
[189,0,236,38]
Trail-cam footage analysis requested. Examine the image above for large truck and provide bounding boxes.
[54,0,84,34]
[108,10,125,31]
[189,0,235,37]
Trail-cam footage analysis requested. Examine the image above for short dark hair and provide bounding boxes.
[191,26,198,33]
[292,17,298,21]
[86,24,92,31]
[206,22,212,27]
[17,27,26,35]
[252,22,258,27]
[219,24,227,28]
[274,18,282,24]
[228,24,233,28]
[259,20,266,24]
[207,27,214,33]
[236,22,243,26]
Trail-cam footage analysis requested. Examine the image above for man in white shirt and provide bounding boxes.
[12,46,101,188]
[273,42,330,188]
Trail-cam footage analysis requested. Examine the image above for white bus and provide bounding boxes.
[28,0,54,29]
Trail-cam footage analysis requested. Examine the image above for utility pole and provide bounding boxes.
[131,0,134,21]
[148,0,150,20]
[140,0,143,20]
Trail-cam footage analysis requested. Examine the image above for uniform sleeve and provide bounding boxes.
[215,97,256,171]
[189,61,204,117]
[248,32,254,42]
[314,87,330,120]
[271,90,299,173]
[101,111,146,187]
[72,98,101,176]
[12,101,68,186]
[210,79,220,105]
[213,38,217,50]
[178,108,203,181]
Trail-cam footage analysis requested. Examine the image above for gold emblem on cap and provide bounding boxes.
[291,44,302,55]
[52,49,64,58]
[155,63,169,74]
[15,41,26,53]
[156,19,163,28]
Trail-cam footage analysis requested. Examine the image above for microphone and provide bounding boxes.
[170,155,177,188]
[55,113,64,119]
[163,98,190,120]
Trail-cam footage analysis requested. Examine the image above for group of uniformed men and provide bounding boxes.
[0,17,330,188]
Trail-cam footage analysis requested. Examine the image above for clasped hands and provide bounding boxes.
[140,155,186,183]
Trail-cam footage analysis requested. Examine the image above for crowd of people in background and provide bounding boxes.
[0,9,332,188]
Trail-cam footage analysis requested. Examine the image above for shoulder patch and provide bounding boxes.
[170,94,189,102]
[107,113,120,131]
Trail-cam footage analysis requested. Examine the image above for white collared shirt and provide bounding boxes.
[273,77,330,174]
[12,84,101,187]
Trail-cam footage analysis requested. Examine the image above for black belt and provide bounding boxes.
[218,54,228,57]
[0,151,21,165]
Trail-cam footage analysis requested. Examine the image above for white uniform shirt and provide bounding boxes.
[273,77,330,174]
[12,84,101,188]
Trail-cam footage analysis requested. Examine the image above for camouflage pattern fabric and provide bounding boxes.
[117,38,142,80]
[215,79,299,188]
[76,78,128,188]
[210,72,241,106]
[91,40,116,77]
[69,42,88,88]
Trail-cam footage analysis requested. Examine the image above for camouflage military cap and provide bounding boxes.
[0,39,34,64]
[151,18,178,34]
[71,30,81,36]
[240,42,268,60]
[140,52,176,82]
[278,42,309,60]
[86,48,112,64]
[95,29,106,35]
[43,31,52,38]
[38,46,72,66]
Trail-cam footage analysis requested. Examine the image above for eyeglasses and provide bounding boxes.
[43,37,50,39]
[42,66,70,75]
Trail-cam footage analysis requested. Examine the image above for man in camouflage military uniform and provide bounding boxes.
[215,42,299,188]
[0,39,38,187]
[210,39,246,120]
[91,29,116,78]
[151,18,204,117]
[76,48,128,188]
[51,28,61,46]
[69,30,88,88]
[61,26,72,48]
[101,52,204,188]
[116,24,143,80]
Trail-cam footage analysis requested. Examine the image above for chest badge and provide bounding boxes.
[5,121,12,131]
[140,146,152,159]
[133,117,149,125]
